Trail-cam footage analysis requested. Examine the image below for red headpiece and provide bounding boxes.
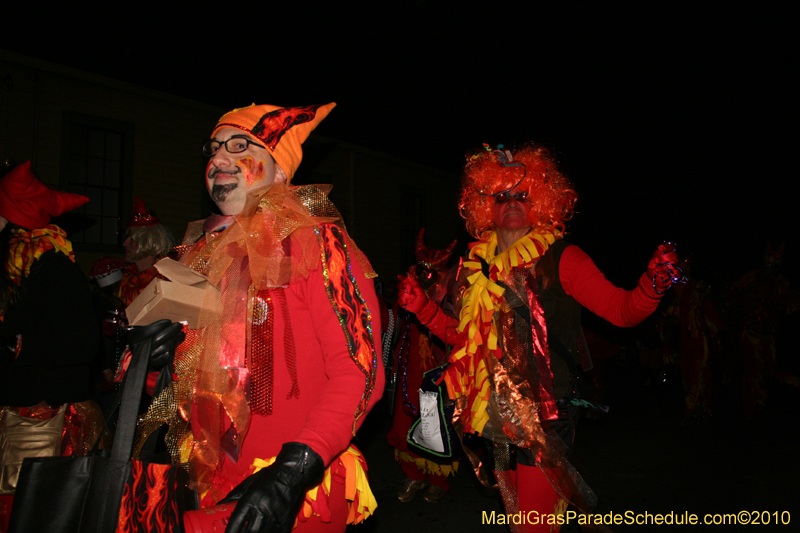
[415,228,457,272]
[127,197,160,228]
[88,256,126,287]
[0,161,89,230]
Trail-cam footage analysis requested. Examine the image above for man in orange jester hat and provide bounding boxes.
[137,104,384,533]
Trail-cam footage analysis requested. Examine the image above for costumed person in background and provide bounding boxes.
[134,103,383,533]
[398,143,684,532]
[728,243,799,419]
[118,197,176,306]
[88,256,129,412]
[659,256,727,421]
[0,162,103,503]
[387,229,459,504]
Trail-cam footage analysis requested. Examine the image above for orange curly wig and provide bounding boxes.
[458,143,577,241]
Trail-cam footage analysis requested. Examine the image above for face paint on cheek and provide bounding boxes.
[236,156,266,186]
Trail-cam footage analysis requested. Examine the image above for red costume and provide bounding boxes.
[0,162,103,525]
[134,104,384,533]
[399,144,680,532]
[387,230,458,503]
[416,234,670,532]
[119,197,174,306]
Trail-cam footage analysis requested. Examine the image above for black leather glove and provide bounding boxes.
[221,442,325,533]
[128,319,185,371]
[128,319,185,398]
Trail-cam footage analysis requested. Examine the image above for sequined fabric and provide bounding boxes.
[249,292,275,415]
[315,224,379,430]
[134,183,377,497]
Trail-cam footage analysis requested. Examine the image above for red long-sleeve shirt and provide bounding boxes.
[416,244,660,345]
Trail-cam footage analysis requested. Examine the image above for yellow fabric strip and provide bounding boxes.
[446,229,558,435]
[251,445,377,526]
[518,243,532,263]
[394,450,459,477]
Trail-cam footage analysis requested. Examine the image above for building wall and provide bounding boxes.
[1,49,461,287]
[298,137,464,283]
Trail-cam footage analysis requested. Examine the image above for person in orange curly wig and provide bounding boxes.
[459,143,577,242]
[398,142,686,531]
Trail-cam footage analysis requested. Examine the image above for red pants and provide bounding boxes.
[499,465,565,533]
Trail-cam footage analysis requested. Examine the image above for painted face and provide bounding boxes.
[492,186,533,231]
[205,126,285,215]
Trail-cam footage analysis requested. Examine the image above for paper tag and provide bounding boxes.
[412,390,444,453]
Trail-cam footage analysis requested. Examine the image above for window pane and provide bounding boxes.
[85,187,103,216]
[89,130,105,158]
[105,161,120,188]
[70,126,88,156]
[103,189,119,217]
[64,119,128,248]
[88,158,104,186]
[69,156,88,185]
[102,217,118,245]
[105,133,121,161]
[84,219,101,243]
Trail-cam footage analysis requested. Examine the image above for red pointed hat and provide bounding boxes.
[415,228,457,271]
[127,197,160,228]
[0,161,89,230]
[211,102,336,181]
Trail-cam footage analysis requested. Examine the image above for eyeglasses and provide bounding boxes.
[202,136,266,157]
[493,191,529,204]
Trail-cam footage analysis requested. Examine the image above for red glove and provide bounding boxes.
[397,274,429,315]
[646,242,686,294]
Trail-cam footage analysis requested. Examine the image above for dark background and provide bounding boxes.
[2,4,797,285]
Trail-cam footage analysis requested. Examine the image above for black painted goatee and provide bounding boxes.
[211,183,238,203]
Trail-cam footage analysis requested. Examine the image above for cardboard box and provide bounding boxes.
[125,258,218,329]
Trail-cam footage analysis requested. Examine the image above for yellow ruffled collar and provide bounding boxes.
[456,230,557,353]
[468,230,557,279]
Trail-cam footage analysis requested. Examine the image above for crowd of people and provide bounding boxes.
[0,104,796,533]
[640,245,798,423]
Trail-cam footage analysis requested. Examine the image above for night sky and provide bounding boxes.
[3,4,797,283]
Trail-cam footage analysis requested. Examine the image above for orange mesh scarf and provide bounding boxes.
[172,183,376,496]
